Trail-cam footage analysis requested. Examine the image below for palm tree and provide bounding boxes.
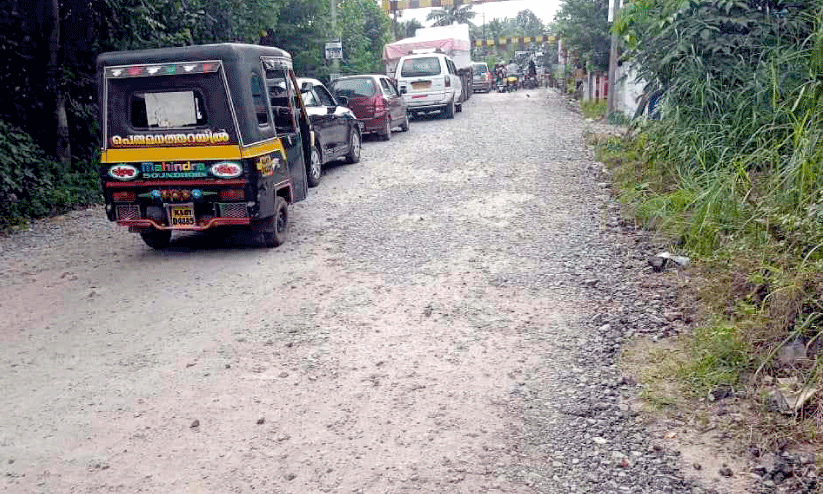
[426,5,476,27]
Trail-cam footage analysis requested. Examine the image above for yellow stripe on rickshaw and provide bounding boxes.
[100,139,286,163]
[241,139,286,159]
[101,145,242,163]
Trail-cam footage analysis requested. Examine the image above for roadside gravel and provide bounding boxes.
[1,89,702,493]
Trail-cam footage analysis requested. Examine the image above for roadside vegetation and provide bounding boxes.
[589,0,823,447]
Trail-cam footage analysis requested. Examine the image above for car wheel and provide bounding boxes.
[443,99,455,119]
[400,113,409,132]
[380,119,391,141]
[140,229,171,249]
[307,145,322,188]
[455,102,462,113]
[258,196,288,248]
[345,128,361,164]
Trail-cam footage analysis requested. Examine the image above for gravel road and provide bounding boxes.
[1,89,700,493]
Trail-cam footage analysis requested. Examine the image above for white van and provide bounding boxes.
[394,52,464,119]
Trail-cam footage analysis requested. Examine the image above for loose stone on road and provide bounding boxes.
[0,89,694,493]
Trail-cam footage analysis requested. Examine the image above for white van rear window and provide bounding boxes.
[401,57,441,77]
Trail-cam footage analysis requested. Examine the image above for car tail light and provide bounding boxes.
[219,189,245,201]
[445,75,451,87]
[112,191,136,202]
[374,97,387,114]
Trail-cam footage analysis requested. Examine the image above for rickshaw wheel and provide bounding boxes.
[140,229,171,249]
[260,197,289,248]
[400,114,409,132]
[345,128,361,164]
[307,146,322,188]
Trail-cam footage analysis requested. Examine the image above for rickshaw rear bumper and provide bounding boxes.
[120,217,250,232]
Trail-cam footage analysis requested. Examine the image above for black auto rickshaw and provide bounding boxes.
[97,43,313,248]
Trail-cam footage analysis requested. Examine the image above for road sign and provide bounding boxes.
[325,42,343,60]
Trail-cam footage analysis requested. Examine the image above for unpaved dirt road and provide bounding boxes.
[1,90,695,493]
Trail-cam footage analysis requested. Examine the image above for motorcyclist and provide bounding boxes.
[495,63,507,89]
[506,59,519,77]
[505,60,519,91]
[528,59,537,78]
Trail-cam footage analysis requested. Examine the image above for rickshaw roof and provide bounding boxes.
[97,43,292,68]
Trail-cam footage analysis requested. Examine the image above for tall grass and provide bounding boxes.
[602,1,823,429]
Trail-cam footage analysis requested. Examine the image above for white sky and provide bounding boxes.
[394,0,563,27]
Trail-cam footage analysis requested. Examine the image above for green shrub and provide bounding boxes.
[0,121,101,229]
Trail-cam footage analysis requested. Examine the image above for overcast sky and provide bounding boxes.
[394,0,563,27]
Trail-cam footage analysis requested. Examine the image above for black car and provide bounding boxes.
[297,78,362,187]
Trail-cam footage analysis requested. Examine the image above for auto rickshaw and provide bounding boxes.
[96,43,313,249]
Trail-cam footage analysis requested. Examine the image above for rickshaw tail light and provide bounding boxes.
[112,191,137,202]
[219,189,245,201]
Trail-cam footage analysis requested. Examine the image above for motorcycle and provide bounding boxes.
[522,74,539,89]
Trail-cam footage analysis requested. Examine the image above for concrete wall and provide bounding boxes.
[614,64,647,117]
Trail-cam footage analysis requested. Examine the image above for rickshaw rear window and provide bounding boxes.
[329,78,375,98]
[400,57,441,78]
[131,90,207,129]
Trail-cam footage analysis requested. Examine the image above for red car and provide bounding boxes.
[329,75,409,141]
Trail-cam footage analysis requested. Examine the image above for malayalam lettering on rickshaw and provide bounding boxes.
[110,130,231,147]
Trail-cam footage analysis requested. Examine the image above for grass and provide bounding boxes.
[677,324,751,396]
[594,130,823,448]
[580,100,607,120]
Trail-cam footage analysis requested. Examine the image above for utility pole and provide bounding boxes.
[606,0,620,116]
[330,0,339,75]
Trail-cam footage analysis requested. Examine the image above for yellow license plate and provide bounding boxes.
[169,204,195,226]
[411,81,431,90]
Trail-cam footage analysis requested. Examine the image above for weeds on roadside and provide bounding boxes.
[589,2,823,442]
[580,100,607,120]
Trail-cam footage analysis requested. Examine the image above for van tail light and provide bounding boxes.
[112,191,136,202]
[445,75,451,88]
[219,189,245,201]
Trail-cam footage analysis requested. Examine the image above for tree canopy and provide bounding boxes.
[555,0,611,71]
[426,4,476,26]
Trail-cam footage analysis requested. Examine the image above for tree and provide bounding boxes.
[515,9,545,37]
[397,18,422,40]
[426,4,476,27]
[555,0,610,71]
[338,0,392,75]
[43,0,70,166]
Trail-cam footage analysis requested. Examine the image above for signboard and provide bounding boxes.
[325,42,343,60]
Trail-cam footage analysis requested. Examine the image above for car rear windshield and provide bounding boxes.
[330,78,376,98]
[131,90,207,129]
[400,57,441,77]
[473,64,488,76]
